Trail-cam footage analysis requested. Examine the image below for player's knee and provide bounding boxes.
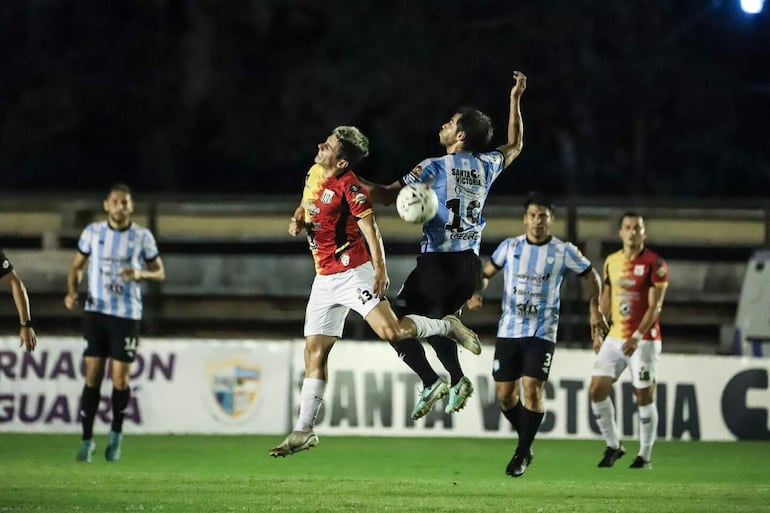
[522,385,544,411]
[635,388,655,406]
[589,381,608,402]
[498,394,515,410]
[375,326,399,343]
[85,369,104,388]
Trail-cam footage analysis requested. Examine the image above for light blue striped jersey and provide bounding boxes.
[491,235,592,342]
[77,221,160,320]
[400,151,506,254]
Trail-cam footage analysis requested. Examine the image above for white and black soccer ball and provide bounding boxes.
[395,184,439,224]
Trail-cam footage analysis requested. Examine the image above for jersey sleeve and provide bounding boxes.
[564,242,592,274]
[400,158,436,186]
[0,249,13,278]
[651,255,669,287]
[479,150,506,182]
[345,180,374,219]
[142,230,160,261]
[603,256,611,286]
[491,239,511,268]
[77,225,94,255]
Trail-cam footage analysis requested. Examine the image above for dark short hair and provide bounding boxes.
[524,192,554,213]
[618,211,643,228]
[453,107,493,152]
[333,126,370,168]
[108,183,131,196]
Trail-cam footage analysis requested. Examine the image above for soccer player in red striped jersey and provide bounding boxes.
[268,126,481,457]
[590,212,669,469]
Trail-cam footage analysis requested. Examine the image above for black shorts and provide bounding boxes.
[82,312,141,363]
[493,337,556,382]
[392,250,481,318]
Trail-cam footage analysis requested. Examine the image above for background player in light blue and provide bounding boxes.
[363,71,527,420]
[470,193,607,477]
[64,183,166,462]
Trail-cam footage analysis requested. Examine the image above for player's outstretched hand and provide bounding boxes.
[20,326,36,352]
[372,272,389,299]
[511,70,527,99]
[64,292,79,310]
[288,216,305,236]
[465,292,483,311]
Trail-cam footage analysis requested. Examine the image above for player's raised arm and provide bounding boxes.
[359,177,402,206]
[496,70,527,169]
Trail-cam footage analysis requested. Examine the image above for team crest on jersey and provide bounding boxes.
[340,253,350,266]
[546,256,555,264]
[1,259,8,269]
[304,202,321,216]
[207,358,262,421]
[634,264,645,276]
[409,165,424,180]
[320,189,335,204]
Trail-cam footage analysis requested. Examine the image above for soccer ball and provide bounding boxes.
[396,184,439,224]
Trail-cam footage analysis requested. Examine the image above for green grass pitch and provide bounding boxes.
[1,434,768,512]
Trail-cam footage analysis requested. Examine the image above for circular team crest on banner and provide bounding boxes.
[207,358,262,423]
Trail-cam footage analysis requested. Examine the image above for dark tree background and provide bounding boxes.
[1,0,768,198]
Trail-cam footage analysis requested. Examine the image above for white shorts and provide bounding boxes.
[303,262,382,338]
[592,336,662,388]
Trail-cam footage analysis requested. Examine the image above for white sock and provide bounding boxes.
[294,378,326,431]
[638,403,658,461]
[591,398,621,449]
[405,314,450,338]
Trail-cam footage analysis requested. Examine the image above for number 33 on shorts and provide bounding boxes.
[357,288,374,305]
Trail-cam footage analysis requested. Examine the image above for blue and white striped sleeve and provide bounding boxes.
[142,229,160,261]
[77,224,93,255]
[564,242,592,275]
[400,158,435,186]
[491,239,511,269]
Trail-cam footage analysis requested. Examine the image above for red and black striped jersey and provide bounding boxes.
[301,164,374,275]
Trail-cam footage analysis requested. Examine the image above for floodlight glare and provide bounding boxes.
[740,0,764,14]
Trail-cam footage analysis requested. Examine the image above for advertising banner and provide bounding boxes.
[0,337,292,434]
[290,341,770,441]
[3,337,768,440]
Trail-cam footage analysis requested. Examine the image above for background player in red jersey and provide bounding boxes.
[589,212,668,469]
[269,126,480,457]
[0,249,37,352]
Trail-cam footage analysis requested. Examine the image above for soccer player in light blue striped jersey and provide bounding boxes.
[470,193,608,477]
[362,71,527,420]
[64,183,166,463]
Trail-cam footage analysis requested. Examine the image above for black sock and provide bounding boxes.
[516,406,544,456]
[502,401,523,435]
[427,335,464,385]
[110,387,131,433]
[390,339,440,387]
[79,385,101,440]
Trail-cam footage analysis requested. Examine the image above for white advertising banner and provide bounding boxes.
[2,337,768,440]
[0,337,292,434]
[290,341,770,441]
